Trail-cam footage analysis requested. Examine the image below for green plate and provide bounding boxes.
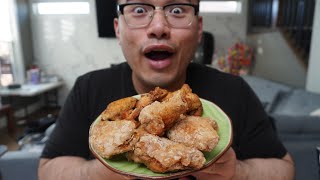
[89,98,233,179]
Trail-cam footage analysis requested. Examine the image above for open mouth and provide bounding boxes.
[145,51,174,61]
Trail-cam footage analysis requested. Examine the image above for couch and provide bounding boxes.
[1,75,319,180]
[243,75,320,180]
[0,123,55,180]
[0,151,40,180]
[272,114,320,180]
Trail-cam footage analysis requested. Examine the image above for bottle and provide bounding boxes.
[27,65,40,84]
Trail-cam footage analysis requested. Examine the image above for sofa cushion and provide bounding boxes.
[283,141,319,180]
[271,115,320,180]
[242,75,292,112]
[0,151,41,180]
[272,115,320,141]
[271,89,320,116]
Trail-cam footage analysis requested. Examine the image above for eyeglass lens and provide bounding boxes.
[122,4,196,28]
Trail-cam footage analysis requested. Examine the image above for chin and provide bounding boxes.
[146,79,170,88]
[145,75,180,90]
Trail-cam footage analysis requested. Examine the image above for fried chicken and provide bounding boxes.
[136,87,168,109]
[161,84,192,101]
[162,84,203,116]
[185,92,203,116]
[127,134,206,173]
[101,97,138,121]
[167,116,219,152]
[90,84,222,174]
[138,88,188,136]
[126,87,169,122]
[89,120,137,158]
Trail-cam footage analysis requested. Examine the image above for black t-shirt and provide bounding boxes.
[41,62,286,160]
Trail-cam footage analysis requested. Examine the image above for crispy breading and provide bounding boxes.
[167,116,219,152]
[136,87,168,109]
[162,84,203,116]
[90,84,220,174]
[161,84,192,101]
[127,87,169,122]
[89,120,137,158]
[138,88,188,136]
[185,93,203,116]
[127,134,206,173]
[101,97,137,121]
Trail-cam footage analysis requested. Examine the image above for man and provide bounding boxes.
[38,0,295,179]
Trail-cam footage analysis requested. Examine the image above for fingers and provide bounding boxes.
[215,148,236,163]
[189,148,237,180]
[178,175,197,180]
[93,159,134,180]
[179,177,191,180]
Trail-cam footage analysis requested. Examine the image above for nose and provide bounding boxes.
[146,10,170,39]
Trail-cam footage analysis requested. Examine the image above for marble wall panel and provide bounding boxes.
[29,0,248,104]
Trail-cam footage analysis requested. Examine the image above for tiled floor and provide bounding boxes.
[0,107,60,151]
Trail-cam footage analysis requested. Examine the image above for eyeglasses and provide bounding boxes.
[117,3,199,28]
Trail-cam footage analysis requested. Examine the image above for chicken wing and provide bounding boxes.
[127,87,169,122]
[161,84,192,101]
[101,97,138,121]
[127,134,206,173]
[138,88,188,136]
[167,116,219,152]
[185,92,203,116]
[162,84,203,116]
[136,87,168,109]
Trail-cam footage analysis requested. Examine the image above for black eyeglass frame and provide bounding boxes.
[117,3,200,16]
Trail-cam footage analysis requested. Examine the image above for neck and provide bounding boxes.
[132,74,186,94]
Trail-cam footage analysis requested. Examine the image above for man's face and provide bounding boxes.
[114,0,203,92]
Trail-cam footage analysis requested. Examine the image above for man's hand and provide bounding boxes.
[39,157,134,180]
[188,147,237,180]
[179,148,295,180]
[88,159,134,180]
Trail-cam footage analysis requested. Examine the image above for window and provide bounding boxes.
[200,1,241,13]
[34,2,90,15]
[0,0,14,86]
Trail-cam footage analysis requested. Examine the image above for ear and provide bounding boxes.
[114,18,121,42]
[197,16,203,44]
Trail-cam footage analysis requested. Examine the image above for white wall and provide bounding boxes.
[29,0,249,105]
[30,0,125,104]
[306,0,320,93]
[201,0,248,53]
[248,31,307,88]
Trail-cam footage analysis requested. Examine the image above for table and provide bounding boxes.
[0,81,63,133]
[0,104,14,134]
[0,81,63,97]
